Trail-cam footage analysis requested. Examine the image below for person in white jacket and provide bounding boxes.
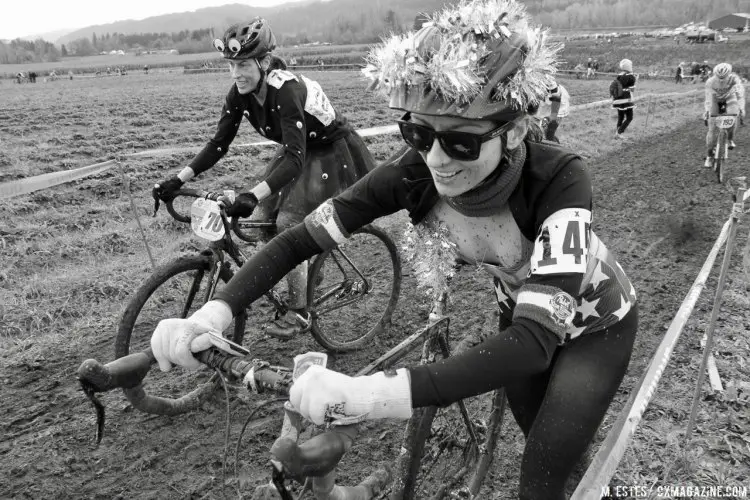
[703,62,744,167]
[533,81,570,143]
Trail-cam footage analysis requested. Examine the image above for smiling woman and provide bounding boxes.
[151,16,376,337]
[150,1,640,498]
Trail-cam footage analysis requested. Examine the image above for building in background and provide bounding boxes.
[708,13,750,31]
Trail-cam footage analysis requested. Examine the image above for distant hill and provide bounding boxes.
[56,0,750,45]
[21,28,77,44]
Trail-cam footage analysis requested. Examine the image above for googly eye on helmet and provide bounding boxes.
[714,63,732,78]
[213,17,277,60]
[361,0,561,124]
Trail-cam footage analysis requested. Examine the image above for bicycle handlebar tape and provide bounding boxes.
[77,350,155,392]
[270,429,355,479]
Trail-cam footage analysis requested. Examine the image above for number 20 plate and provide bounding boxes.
[190,198,225,241]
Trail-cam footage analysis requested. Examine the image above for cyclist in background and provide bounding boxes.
[533,80,570,143]
[612,58,637,138]
[150,1,638,498]
[703,62,743,167]
[153,17,375,337]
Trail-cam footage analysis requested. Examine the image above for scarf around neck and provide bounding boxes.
[445,141,527,217]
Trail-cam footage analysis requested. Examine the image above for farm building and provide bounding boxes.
[708,13,750,30]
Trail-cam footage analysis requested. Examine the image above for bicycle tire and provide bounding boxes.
[715,134,724,184]
[306,225,401,352]
[115,254,247,415]
[395,390,506,500]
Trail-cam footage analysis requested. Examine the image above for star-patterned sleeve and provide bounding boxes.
[188,88,244,176]
[261,82,307,193]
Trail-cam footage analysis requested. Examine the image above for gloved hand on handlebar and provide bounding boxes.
[289,365,413,425]
[153,176,184,203]
[151,300,234,372]
[703,110,709,126]
[223,192,259,218]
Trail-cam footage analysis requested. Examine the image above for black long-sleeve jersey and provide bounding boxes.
[214,141,637,408]
[188,69,352,193]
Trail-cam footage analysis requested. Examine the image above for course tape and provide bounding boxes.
[571,217,732,500]
[0,160,116,200]
[0,88,708,199]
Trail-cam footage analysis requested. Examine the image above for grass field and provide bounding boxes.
[1,70,748,497]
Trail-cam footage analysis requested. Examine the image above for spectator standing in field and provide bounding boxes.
[611,58,637,137]
[675,62,684,84]
[586,57,595,79]
[153,17,376,337]
[593,58,600,78]
[143,64,149,74]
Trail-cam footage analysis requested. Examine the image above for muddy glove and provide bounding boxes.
[289,365,413,425]
[151,301,233,372]
[224,192,258,218]
[153,176,184,203]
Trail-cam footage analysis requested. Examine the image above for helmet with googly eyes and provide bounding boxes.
[213,17,276,60]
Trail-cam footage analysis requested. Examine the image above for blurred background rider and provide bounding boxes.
[153,17,376,337]
[703,62,744,168]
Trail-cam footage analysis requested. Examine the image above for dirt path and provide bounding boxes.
[2,122,748,498]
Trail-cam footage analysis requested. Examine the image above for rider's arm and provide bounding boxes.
[179,89,243,182]
[212,161,424,315]
[705,78,715,114]
[407,158,594,408]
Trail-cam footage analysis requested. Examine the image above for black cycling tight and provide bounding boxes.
[616,109,634,134]
[505,305,638,500]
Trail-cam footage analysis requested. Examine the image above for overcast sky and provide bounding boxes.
[2,0,312,40]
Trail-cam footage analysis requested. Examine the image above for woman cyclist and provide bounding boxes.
[703,62,744,168]
[151,1,638,497]
[153,18,376,337]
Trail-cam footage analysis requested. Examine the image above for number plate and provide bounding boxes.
[716,116,736,129]
[292,352,328,381]
[190,198,225,241]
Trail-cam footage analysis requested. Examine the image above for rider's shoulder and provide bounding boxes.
[267,69,299,89]
[524,141,584,182]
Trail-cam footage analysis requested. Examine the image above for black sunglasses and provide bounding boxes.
[397,115,515,161]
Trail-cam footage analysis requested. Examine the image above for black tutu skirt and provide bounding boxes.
[265,130,376,222]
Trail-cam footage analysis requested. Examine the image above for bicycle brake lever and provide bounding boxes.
[79,380,106,445]
[270,460,295,500]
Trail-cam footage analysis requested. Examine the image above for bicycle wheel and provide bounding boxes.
[115,254,247,414]
[306,225,401,352]
[395,389,506,500]
[715,134,724,183]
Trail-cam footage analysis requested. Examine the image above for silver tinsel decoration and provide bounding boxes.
[362,0,562,112]
[401,219,459,298]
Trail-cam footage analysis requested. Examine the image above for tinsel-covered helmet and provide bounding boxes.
[361,0,561,122]
[714,62,732,78]
[213,18,276,60]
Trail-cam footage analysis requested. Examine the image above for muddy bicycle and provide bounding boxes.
[705,112,739,184]
[79,292,509,499]
[115,188,401,414]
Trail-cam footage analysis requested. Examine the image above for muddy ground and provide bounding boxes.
[2,120,750,498]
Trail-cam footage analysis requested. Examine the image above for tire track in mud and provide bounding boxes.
[1,123,748,498]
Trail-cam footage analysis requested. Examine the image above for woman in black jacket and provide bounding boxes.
[153,18,376,336]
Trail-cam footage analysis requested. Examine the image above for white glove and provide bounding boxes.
[150,300,233,372]
[289,365,413,425]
